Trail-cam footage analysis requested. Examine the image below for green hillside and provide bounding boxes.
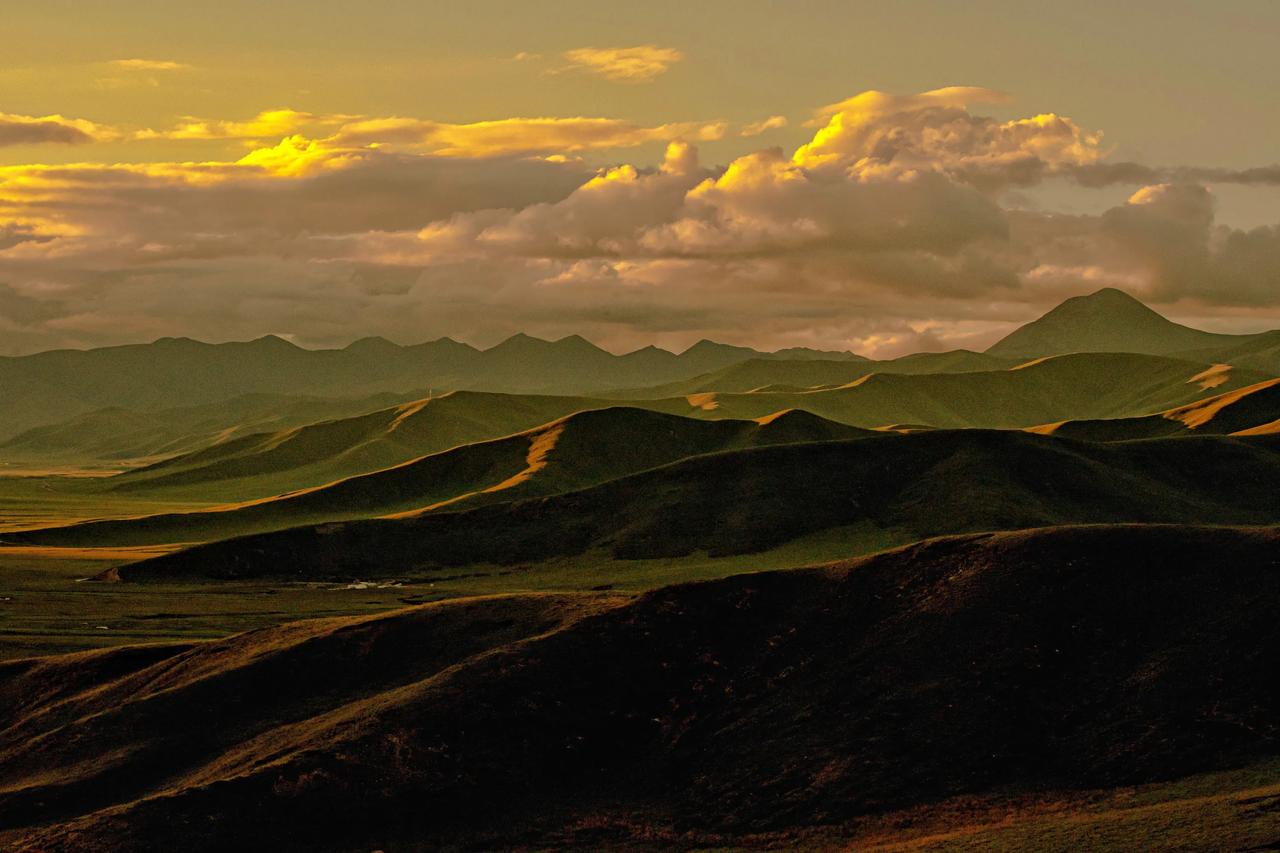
[0,390,418,468]
[11,408,872,546]
[98,429,1280,582]
[62,351,1267,504]
[1033,377,1280,441]
[986,288,1256,358]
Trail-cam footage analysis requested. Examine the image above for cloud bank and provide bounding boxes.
[0,88,1277,356]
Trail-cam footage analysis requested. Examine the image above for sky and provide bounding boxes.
[1,0,1278,356]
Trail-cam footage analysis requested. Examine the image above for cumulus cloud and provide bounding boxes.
[793,87,1103,189]
[1097,183,1280,305]
[1,88,1278,354]
[0,112,117,146]
[556,45,684,82]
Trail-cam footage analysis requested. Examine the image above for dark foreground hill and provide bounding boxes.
[3,524,1279,851]
[98,429,1280,581]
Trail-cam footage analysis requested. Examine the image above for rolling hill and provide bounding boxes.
[50,351,1268,504]
[608,350,1015,398]
[0,390,421,468]
[9,408,872,547]
[985,287,1257,358]
[1033,377,1280,441]
[89,428,1280,582]
[5,524,1280,851]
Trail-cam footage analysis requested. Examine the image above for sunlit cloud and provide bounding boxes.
[137,109,354,141]
[556,45,684,83]
[329,115,725,157]
[109,58,191,71]
[2,88,1279,354]
[740,115,788,137]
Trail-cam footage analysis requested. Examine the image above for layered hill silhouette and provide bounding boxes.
[0,332,859,441]
[86,429,1280,581]
[9,408,871,547]
[32,351,1263,502]
[4,524,1280,851]
[4,288,1277,449]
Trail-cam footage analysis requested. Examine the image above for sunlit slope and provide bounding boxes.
[108,429,1280,581]
[9,408,871,547]
[1035,378,1280,441]
[985,287,1252,358]
[6,525,1280,852]
[0,391,416,468]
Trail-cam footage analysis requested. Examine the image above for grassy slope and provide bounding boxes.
[60,351,1272,506]
[985,287,1252,358]
[4,524,1280,851]
[7,408,872,547]
[1039,377,1280,441]
[100,429,1280,581]
[607,351,1016,398]
[0,390,419,468]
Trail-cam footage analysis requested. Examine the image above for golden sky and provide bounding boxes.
[1,0,1278,355]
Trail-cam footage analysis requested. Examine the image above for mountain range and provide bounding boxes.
[4,288,1278,449]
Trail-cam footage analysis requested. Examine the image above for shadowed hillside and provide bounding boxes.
[4,524,1280,851]
[93,429,1280,582]
[9,408,871,547]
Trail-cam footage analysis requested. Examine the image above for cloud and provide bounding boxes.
[329,115,725,158]
[740,116,788,137]
[2,88,1279,355]
[557,45,683,83]
[0,112,117,146]
[109,59,190,71]
[138,109,352,141]
[1097,183,1280,305]
[794,87,1102,189]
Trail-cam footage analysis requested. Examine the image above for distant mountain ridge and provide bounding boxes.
[3,287,1278,445]
[0,333,862,440]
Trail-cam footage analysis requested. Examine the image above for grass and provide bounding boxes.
[0,522,908,660]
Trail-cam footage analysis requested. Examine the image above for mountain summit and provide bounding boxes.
[986,288,1240,359]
